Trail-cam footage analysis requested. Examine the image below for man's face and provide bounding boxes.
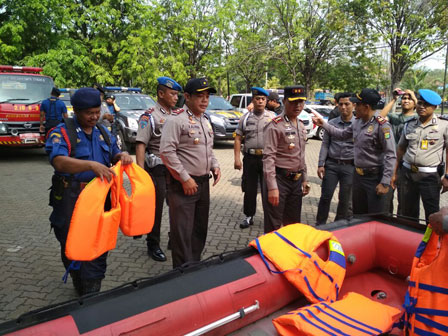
[416,100,436,119]
[75,106,101,128]
[401,94,415,111]
[106,98,113,105]
[266,99,276,109]
[284,99,305,118]
[185,91,210,114]
[252,95,267,112]
[159,87,179,108]
[338,97,354,119]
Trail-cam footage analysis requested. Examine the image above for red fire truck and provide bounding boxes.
[0,65,54,147]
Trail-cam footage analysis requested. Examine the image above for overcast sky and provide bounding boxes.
[416,49,447,70]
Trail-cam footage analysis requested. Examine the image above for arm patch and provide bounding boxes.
[272,116,283,124]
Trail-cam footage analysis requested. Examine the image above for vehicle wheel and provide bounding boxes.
[317,127,325,140]
[116,130,128,152]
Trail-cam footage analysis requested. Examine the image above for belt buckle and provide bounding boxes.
[355,167,364,176]
[411,165,419,173]
[293,173,302,181]
[254,149,263,155]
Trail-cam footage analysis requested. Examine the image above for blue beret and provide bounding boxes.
[418,89,441,106]
[157,76,182,91]
[251,87,269,97]
[70,87,101,110]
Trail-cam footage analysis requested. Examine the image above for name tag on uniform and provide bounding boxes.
[421,140,428,150]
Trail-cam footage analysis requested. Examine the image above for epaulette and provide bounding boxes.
[376,116,387,125]
[171,108,184,115]
[272,116,283,124]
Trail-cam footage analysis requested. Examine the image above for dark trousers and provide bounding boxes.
[262,174,303,233]
[399,166,441,221]
[166,175,210,268]
[242,154,264,217]
[45,119,62,136]
[145,164,167,248]
[316,161,354,225]
[49,183,108,280]
[352,171,391,215]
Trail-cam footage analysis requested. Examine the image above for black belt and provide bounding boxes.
[246,148,263,156]
[355,166,382,176]
[327,157,354,165]
[276,167,303,181]
[191,174,211,183]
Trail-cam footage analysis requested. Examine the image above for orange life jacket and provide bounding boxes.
[249,224,346,303]
[273,292,402,336]
[65,162,123,261]
[403,226,448,336]
[119,162,155,236]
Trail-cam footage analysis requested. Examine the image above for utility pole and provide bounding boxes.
[442,43,448,115]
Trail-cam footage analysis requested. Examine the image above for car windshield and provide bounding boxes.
[208,96,234,110]
[0,74,53,104]
[115,94,156,111]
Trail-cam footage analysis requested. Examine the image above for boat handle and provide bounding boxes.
[184,300,260,336]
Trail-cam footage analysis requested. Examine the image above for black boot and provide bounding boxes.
[80,278,102,296]
[70,271,83,296]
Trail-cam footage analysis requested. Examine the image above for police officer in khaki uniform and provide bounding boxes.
[392,89,448,221]
[263,85,310,233]
[234,87,276,228]
[313,88,397,215]
[135,76,182,262]
[160,78,221,268]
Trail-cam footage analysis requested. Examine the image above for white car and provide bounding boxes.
[303,104,333,140]
[299,109,314,139]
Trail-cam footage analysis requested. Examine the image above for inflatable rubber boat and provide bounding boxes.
[0,215,425,336]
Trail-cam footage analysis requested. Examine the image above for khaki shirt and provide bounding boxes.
[160,105,219,182]
[263,113,308,190]
[135,102,171,157]
[322,115,397,185]
[399,115,448,167]
[236,110,276,151]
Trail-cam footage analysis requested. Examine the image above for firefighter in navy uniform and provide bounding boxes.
[160,78,221,268]
[135,76,182,261]
[40,87,68,135]
[46,87,133,296]
[313,88,397,215]
[392,89,448,221]
[263,85,310,233]
[234,87,276,228]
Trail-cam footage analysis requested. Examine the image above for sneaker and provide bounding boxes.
[240,216,254,229]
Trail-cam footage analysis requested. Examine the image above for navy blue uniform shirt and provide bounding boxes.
[45,117,120,182]
[40,97,67,121]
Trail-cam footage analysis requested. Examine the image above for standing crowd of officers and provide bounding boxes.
[42,75,448,296]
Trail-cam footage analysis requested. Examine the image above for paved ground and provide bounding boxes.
[0,139,445,324]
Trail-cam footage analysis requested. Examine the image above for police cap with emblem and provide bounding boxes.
[184,77,217,94]
[251,87,269,97]
[284,85,307,101]
[418,89,442,106]
[157,76,182,92]
[71,87,101,110]
[350,88,381,106]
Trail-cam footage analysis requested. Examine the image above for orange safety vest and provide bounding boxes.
[66,162,123,261]
[273,292,402,336]
[119,162,155,236]
[249,224,346,303]
[403,226,448,335]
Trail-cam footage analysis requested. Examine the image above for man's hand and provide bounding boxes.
[442,177,448,194]
[302,181,311,196]
[311,111,325,126]
[268,189,279,206]
[39,125,45,133]
[182,178,198,195]
[104,113,114,122]
[90,161,116,182]
[376,183,389,195]
[234,157,242,170]
[119,152,133,165]
[317,167,325,179]
[392,87,403,99]
[429,207,448,235]
[212,167,221,186]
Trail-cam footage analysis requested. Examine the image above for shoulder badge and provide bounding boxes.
[203,113,209,120]
[376,116,387,125]
[171,108,184,115]
[272,116,283,124]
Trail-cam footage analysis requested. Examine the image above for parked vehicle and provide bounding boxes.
[104,87,156,151]
[206,95,243,140]
[304,104,332,140]
[59,88,75,117]
[0,65,53,147]
[228,93,252,113]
